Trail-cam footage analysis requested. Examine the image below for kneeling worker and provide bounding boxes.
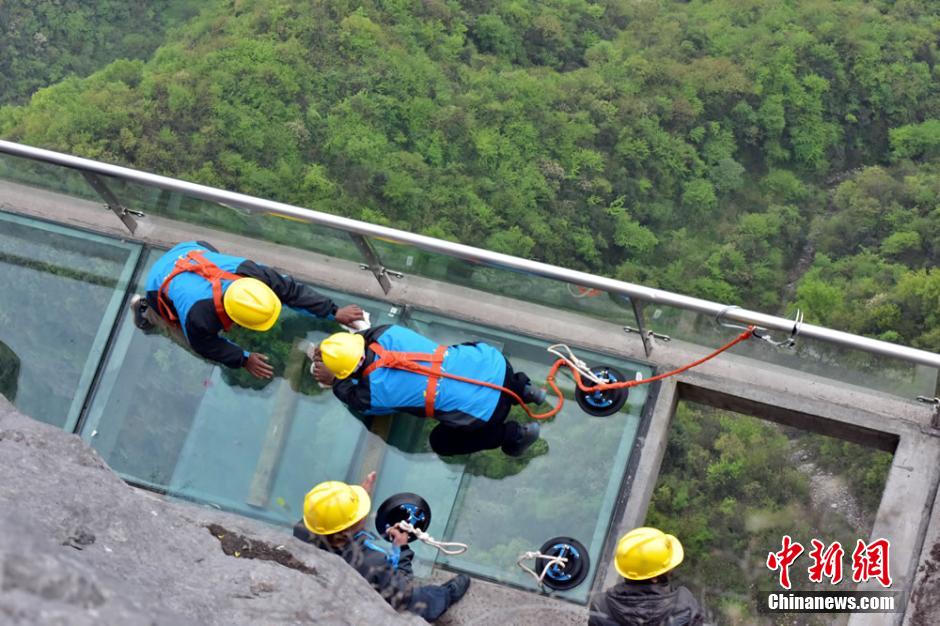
[294,472,470,621]
[590,527,704,625]
[130,240,363,379]
[311,324,545,456]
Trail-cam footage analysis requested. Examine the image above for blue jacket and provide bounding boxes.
[145,241,338,368]
[332,325,508,427]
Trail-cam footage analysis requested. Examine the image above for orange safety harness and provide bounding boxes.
[156,250,243,330]
[358,327,756,420]
[362,343,449,417]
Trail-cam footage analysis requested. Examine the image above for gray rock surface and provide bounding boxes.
[0,397,422,625]
[908,540,940,626]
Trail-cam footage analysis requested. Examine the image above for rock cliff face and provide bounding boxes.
[909,540,940,626]
[0,398,420,625]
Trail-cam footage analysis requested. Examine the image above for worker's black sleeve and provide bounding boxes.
[331,378,373,414]
[184,300,248,368]
[293,521,314,543]
[236,260,338,318]
[588,592,619,626]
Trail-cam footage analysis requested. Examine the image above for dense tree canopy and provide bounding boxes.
[648,403,890,624]
[0,3,935,620]
[0,1,199,105]
[1,0,937,325]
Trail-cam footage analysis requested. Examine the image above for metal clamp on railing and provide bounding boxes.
[717,306,803,349]
[395,521,468,555]
[753,308,803,348]
[80,171,145,233]
[624,326,672,342]
[916,396,940,429]
[358,263,404,280]
[715,305,749,331]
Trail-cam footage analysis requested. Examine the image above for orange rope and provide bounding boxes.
[387,326,756,420]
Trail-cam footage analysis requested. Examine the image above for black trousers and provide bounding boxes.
[428,363,531,456]
[408,583,455,621]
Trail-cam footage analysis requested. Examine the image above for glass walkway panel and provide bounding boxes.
[0,211,139,430]
[72,241,650,600]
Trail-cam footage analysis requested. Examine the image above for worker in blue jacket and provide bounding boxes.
[130,240,363,379]
[311,324,544,456]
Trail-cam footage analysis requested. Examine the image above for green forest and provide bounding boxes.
[648,402,891,624]
[0,0,937,622]
[0,1,200,105]
[1,0,938,351]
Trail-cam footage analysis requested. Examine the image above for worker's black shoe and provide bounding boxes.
[501,422,540,457]
[129,295,155,332]
[443,574,470,604]
[522,383,547,405]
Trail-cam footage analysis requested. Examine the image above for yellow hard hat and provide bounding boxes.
[614,527,684,580]
[319,332,365,379]
[303,481,371,535]
[223,277,281,331]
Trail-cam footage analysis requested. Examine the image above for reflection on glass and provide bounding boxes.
[369,236,635,324]
[646,402,892,625]
[81,251,397,524]
[0,340,21,402]
[100,177,366,264]
[0,153,101,203]
[645,303,937,399]
[402,310,651,601]
[0,211,139,429]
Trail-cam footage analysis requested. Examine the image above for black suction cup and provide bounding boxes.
[536,536,590,590]
[375,492,432,542]
[575,365,629,417]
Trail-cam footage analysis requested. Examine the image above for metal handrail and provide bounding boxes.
[2,139,939,368]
